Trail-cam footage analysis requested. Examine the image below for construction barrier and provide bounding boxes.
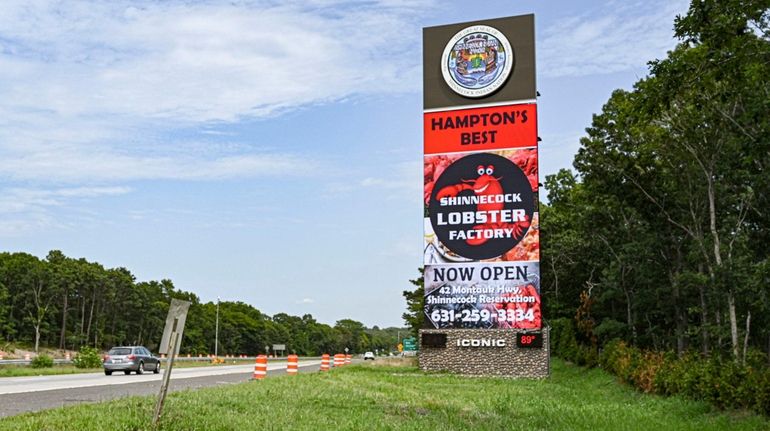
[333,353,344,367]
[65,352,70,361]
[24,353,30,361]
[253,355,268,380]
[161,354,166,359]
[345,354,351,365]
[320,353,330,371]
[286,354,298,375]
[0,352,4,360]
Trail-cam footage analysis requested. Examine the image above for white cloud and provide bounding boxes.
[540,0,690,77]
[0,186,132,236]
[0,186,132,213]
[360,160,421,192]
[0,1,426,123]
[0,0,430,185]
[296,298,315,304]
[322,159,420,199]
[0,148,314,182]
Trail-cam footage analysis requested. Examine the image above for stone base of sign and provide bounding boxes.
[418,328,550,378]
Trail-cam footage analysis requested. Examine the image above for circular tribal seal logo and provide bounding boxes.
[441,25,514,98]
[429,153,534,260]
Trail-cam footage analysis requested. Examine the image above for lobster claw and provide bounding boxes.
[435,184,471,201]
[511,218,531,239]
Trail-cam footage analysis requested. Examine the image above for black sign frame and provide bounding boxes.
[516,332,543,348]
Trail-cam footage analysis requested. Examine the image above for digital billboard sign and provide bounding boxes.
[423,14,540,331]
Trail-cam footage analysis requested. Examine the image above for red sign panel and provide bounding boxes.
[424,104,537,154]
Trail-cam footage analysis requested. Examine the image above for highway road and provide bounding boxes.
[0,359,321,417]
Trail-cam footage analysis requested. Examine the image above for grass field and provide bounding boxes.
[1,358,767,431]
[0,359,259,378]
[0,365,102,378]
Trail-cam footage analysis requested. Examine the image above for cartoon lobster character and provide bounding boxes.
[435,164,530,246]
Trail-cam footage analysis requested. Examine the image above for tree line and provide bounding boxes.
[405,0,770,363]
[541,0,769,362]
[0,250,401,355]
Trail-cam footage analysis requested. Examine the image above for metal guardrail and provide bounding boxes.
[0,356,326,366]
[0,359,75,365]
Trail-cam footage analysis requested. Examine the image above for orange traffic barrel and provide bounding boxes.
[253,354,268,380]
[320,353,330,371]
[345,354,351,365]
[286,354,299,375]
[333,353,344,367]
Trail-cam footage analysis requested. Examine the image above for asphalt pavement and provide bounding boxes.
[0,361,321,417]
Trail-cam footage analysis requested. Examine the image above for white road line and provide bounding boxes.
[0,361,320,395]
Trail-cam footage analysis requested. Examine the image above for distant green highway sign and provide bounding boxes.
[403,337,417,351]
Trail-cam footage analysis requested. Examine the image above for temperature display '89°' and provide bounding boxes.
[516,332,543,348]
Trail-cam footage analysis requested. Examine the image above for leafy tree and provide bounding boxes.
[0,276,11,340]
[334,319,368,353]
[402,269,424,339]
[0,249,403,357]
[537,0,770,362]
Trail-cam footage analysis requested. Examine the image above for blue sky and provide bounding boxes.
[0,0,690,327]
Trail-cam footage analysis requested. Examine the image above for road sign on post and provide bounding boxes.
[159,299,191,355]
[153,299,191,427]
[403,337,417,351]
[272,344,286,357]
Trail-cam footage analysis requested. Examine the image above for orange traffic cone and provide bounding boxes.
[333,353,344,367]
[253,355,268,380]
[286,354,298,375]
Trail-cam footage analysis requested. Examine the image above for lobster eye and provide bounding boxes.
[485,166,494,175]
[476,166,485,176]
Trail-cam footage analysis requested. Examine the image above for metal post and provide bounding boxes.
[153,331,178,427]
[215,297,220,358]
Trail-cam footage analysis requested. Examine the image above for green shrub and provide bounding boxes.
[594,319,628,344]
[576,344,599,367]
[599,339,637,383]
[653,351,686,395]
[750,367,770,416]
[599,339,623,371]
[30,354,54,368]
[72,346,102,368]
[550,318,579,362]
[630,351,664,393]
[561,323,770,417]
